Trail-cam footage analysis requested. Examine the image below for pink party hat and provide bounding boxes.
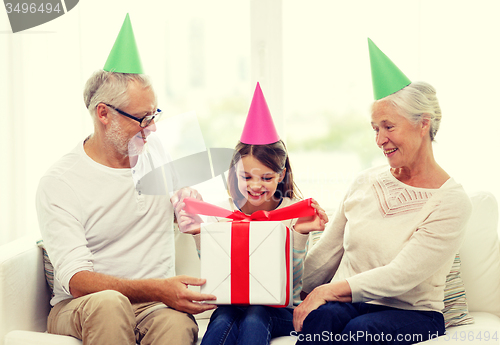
[240,83,280,145]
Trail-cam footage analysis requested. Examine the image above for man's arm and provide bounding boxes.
[70,271,216,314]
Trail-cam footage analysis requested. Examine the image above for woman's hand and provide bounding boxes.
[293,199,329,234]
[293,280,352,332]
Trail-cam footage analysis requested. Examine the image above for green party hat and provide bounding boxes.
[103,13,144,74]
[368,38,411,100]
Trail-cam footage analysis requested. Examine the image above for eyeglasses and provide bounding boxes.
[104,103,162,128]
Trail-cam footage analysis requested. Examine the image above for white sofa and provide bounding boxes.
[1,191,500,345]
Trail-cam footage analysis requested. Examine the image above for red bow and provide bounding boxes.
[183,197,316,221]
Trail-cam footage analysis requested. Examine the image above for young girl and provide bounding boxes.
[176,83,328,345]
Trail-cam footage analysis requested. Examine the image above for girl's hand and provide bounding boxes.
[177,211,203,234]
[170,187,203,212]
[293,199,329,234]
[293,280,352,332]
[170,188,204,234]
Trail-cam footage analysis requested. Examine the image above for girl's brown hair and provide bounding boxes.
[227,140,302,203]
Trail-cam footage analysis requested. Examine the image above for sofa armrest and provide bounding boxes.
[0,236,51,343]
[460,192,500,317]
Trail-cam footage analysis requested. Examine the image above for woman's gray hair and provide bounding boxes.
[83,70,154,118]
[380,81,442,141]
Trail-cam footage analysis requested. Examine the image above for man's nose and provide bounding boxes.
[144,120,157,134]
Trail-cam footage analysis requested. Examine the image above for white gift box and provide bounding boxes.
[200,221,293,306]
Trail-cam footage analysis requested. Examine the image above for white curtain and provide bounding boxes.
[0,0,253,245]
[0,11,89,245]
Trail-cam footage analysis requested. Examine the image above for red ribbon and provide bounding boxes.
[184,197,315,305]
[231,222,250,304]
[183,197,315,221]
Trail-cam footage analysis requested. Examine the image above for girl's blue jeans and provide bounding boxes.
[296,302,445,344]
[200,305,294,345]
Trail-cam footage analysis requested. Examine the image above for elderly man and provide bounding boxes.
[35,15,215,345]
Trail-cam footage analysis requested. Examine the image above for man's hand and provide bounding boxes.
[294,199,329,234]
[293,280,352,332]
[69,271,217,315]
[156,275,217,314]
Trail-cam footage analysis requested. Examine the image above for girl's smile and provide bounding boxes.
[236,155,285,214]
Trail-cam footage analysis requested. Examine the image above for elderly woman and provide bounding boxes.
[293,41,472,345]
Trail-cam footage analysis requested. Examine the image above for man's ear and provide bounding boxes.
[96,103,111,125]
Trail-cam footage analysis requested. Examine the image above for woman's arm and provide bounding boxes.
[346,188,472,302]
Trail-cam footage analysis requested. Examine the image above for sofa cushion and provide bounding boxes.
[459,192,500,317]
[5,330,82,345]
[37,240,54,297]
[443,253,474,327]
[420,312,500,344]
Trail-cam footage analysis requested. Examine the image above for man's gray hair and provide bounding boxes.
[83,70,154,117]
[379,81,442,141]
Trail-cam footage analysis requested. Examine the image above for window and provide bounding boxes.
[282,0,500,211]
[2,0,499,243]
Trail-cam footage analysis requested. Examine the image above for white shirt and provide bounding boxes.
[36,134,176,306]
